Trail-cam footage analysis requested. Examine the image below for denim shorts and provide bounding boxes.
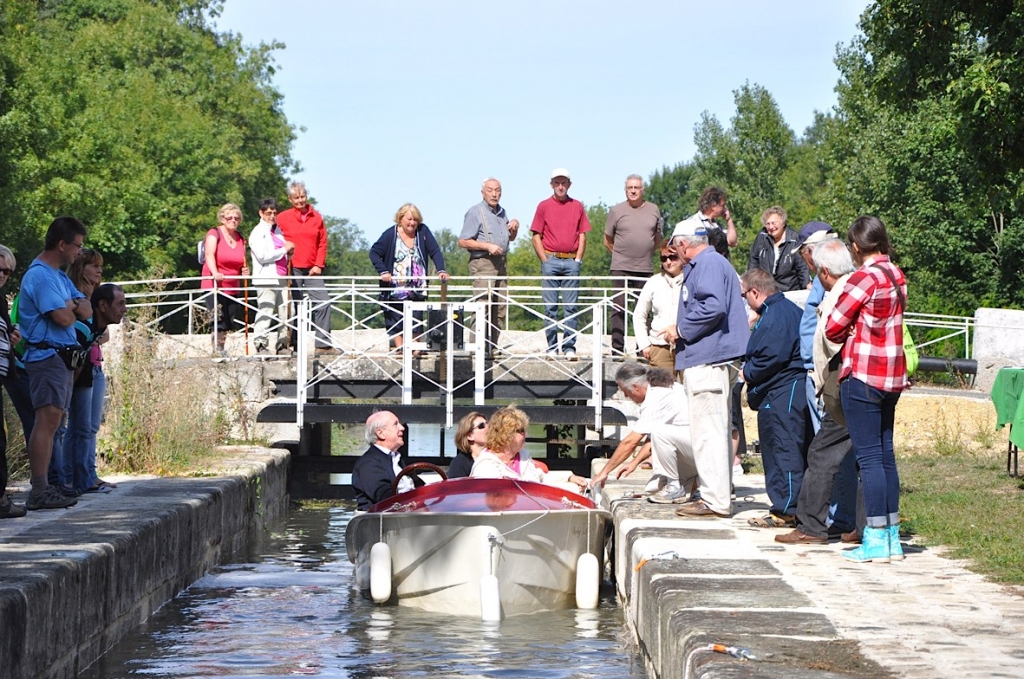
[26,353,74,411]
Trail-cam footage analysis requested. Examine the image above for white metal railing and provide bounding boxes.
[904,312,974,359]
[108,275,977,427]
[110,275,633,430]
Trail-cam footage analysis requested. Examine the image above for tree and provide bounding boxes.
[645,162,697,235]
[815,35,1022,313]
[646,83,804,267]
[850,1,1024,309]
[0,0,297,278]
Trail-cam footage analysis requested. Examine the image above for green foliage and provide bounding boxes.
[646,161,697,233]
[816,35,1023,313]
[0,0,296,278]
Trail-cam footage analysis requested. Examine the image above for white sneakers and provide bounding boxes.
[647,485,689,504]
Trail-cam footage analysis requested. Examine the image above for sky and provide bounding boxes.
[213,1,871,240]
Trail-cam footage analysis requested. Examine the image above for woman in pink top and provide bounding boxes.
[201,203,250,354]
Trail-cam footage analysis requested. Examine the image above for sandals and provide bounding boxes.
[747,513,796,528]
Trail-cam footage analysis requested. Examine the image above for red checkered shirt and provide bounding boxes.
[824,255,908,392]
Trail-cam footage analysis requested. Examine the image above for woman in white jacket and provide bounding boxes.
[248,198,294,354]
[470,405,588,493]
[632,238,684,371]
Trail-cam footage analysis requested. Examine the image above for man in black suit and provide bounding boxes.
[352,410,412,510]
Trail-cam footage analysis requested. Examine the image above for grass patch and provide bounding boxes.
[899,451,1024,584]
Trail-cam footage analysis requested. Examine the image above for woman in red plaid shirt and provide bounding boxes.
[825,215,909,564]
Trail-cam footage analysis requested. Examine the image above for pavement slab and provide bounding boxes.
[599,467,1024,679]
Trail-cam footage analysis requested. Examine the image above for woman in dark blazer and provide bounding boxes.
[369,203,449,352]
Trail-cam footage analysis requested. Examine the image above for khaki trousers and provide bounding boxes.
[469,256,507,349]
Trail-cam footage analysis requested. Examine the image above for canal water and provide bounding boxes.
[81,505,647,679]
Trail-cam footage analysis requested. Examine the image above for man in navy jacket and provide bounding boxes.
[352,411,413,510]
[740,268,811,527]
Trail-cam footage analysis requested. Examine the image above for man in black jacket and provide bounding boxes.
[352,410,412,510]
[740,268,811,528]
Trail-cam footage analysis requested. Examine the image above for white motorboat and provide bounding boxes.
[346,473,612,620]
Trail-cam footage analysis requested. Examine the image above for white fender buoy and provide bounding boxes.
[369,542,392,604]
[575,553,600,609]
[479,574,502,621]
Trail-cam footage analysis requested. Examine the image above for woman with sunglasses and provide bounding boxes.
[470,405,588,491]
[201,203,250,354]
[61,249,117,494]
[449,412,488,478]
[633,237,685,371]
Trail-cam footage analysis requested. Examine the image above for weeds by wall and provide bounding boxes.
[102,321,228,474]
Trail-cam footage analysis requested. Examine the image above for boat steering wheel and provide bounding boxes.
[392,462,448,495]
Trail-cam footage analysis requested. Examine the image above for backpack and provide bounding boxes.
[198,227,222,265]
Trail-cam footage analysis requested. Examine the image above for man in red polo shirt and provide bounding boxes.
[530,168,590,360]
[276,181,334,353]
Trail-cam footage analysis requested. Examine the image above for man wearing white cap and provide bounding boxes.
[530,168,591,359]
[662,218,749,518]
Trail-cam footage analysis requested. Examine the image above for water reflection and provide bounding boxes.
[81,506,645,679]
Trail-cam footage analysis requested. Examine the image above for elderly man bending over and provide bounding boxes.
[592,364,688,492]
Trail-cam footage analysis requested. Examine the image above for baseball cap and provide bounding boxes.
[671,217,707,240]
[796,221,836,249]
[550,168,571,181]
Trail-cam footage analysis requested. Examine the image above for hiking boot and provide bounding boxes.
[59,485,82,498]
[27,485,78,510]
[0,493,27,519]
[841,526,890,563]
[888,524,905,561]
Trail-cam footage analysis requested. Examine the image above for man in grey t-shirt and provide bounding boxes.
[458,177,519,353]
[604,174,661,357]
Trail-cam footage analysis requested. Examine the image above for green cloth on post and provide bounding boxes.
[991,367,1024,450]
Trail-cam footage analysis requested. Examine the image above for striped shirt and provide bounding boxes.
[824,255,908,392]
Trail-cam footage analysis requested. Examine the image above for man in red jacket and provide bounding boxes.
[276,181,334,353]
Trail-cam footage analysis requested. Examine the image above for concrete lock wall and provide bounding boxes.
[0,448,290,679]
[973,308,1024,393]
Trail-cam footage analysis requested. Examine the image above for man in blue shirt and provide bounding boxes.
[19,216,92,510]
[663,220,749,518]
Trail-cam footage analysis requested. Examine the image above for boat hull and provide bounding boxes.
[346,479,611,617]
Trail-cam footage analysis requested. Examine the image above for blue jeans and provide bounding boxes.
[62,366,106,491]
[841,377,901,528]
[541,258,580,352]
[87,367,106,486]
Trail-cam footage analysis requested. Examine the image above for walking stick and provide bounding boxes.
[243,256,250,356]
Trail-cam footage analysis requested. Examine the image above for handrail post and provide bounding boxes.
[593,299,604,432]
[296,297,311,428]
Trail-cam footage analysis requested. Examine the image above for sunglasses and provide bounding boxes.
[0,268,12,276]
[474,421,487,430]
[660,254,679,262]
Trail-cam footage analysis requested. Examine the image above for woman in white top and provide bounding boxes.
[633,237,684,371]
[470,405,588,492]
[249,197,294,354]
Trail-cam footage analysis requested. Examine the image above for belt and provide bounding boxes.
[546,251,576,259]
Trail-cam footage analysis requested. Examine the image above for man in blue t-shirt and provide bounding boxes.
[18,216,92,510]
